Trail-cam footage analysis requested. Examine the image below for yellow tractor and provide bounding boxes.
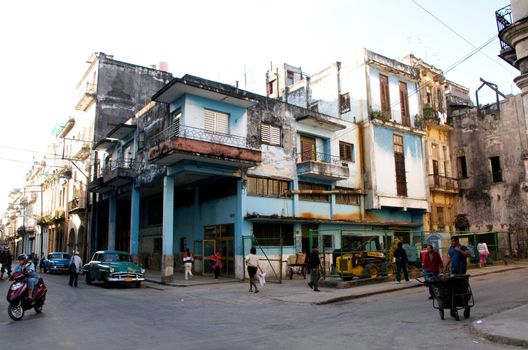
[334,236,394,279]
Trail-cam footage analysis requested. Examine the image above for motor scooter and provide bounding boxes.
[6,271,47,321]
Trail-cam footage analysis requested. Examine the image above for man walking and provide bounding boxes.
[307,246,321,292]
[394,241,410,283]
[445,236,470,275]
[69,251,83,287]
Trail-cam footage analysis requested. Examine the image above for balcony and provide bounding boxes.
[68,196,86,213]
[102,159,136,187]
[147,124,261,167]
[496,4,517,68]
[75,82,97,111]
[296,152,349,181]
[428,174,459,193]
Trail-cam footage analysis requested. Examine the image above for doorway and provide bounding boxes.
[301,224,319,254]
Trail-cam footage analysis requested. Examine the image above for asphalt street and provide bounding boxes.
[0,268,526,350]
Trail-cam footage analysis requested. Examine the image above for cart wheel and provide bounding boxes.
[454,311,460,321]
[450,309,456,318]
[439,309,444,320]
[464,308,470,319]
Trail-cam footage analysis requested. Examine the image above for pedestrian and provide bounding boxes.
[39,253,45,273]
[422,244,443,299]
[182,248,193,280]
[0,250,7,280]
[6,251,12,278]
[245,247,263,293]
[394,241,410,283]
[209,250,223,279]
[68,251,83,287]
[16,254,39,301]
[445,236,470,275]
[477,238,490,268]
[307,246,321,292]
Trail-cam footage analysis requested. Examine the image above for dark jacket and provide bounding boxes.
[393,247,408,265]
[307,250,320,269]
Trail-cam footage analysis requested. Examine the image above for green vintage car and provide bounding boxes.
[82,250,145,288]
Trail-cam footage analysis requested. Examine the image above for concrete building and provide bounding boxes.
[267,49,429,246]
[402,55,459,235]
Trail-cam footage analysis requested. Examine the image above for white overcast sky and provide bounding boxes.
[0,0,516,212]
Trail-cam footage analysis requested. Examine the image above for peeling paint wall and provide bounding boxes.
[452,94,528,256]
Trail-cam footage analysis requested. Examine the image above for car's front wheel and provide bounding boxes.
[135,281,141,288]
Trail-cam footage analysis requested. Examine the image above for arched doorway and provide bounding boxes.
[68,228,75,254]
[76,226,87,261]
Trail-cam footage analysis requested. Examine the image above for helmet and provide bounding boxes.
[17,254,28,261]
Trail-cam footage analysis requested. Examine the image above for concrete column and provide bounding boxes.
[235,178,247,279]
[108,195,116,251]
[129,187,140,262]
[193,187,200,246]
[292,179,299,217]
[161,176,174,283]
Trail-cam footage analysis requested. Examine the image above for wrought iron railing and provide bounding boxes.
[68,197,85,211]
[102,159,136,177]
[147,124,259,151]
[428,174,459,191]
[496,4,513,50]
[296,151,347,165]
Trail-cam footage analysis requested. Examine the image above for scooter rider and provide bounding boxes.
[15,254,40,301]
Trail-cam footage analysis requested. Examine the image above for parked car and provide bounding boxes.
[43,252,71,274]
[82,250,145,288]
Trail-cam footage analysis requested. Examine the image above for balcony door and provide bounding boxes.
[300,136,316,161]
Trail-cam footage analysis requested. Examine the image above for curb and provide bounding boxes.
[472,322,528,348]
[315,283,422,305]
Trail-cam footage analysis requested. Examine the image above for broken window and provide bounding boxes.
[457,156,468,179]
[340,92,351,113]
[299,182,329,202]
[204,109,229,134]
[247,176,290,198]
[253,223,294,246]
[393,134,407,196]
[399,81,410,126]
[261,123,282,146]
[379,74,391,119]
[490,156,502,182]
[267,80,275,95]
[339,141,354,162]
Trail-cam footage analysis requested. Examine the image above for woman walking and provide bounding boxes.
[183,248,193,280]
[209,250,223,279]
[477,238,490,267]
[423,244,443,299]
[245,247,262,293]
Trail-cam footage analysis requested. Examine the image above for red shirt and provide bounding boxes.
[423,251,443,273]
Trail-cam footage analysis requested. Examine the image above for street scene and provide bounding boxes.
[0,262,526,349]
[1,0,528,349]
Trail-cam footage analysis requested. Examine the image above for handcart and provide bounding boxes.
[429,274,474,321]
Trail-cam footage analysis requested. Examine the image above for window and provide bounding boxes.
[436,207,445,231]
[340,92,351,113]
[154,238,162,252]
[247,176,290,198]
[261,123,282,146]
[286,71,295,85]
[253,223,294,246]
[393,134,407,196]
[457,156,468,178]
[443,146,449,177]
[339,141,354,162]
[399,81,410,126]
[490,156,502,182]
[300,135,316,161]
[267,80,275,95]
[172,111,181,136]
[204,109,229,134]
[323,234,333,249]
[335,188,360,205]
[299,182,329,202]
[379,74,391,118]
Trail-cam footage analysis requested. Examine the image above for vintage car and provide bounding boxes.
[82,250,145,288]
[43,252,71,273]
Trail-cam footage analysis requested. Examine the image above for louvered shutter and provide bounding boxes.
[261,124,271,143]
[380,74,391,118]
[215,112,229,134]
[270,125,281,145]
[204,109,215,132]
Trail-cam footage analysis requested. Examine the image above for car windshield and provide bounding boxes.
[102,253,131,262]
[50,253,70,259]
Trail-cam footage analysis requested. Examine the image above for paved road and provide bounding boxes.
[0,268,526,350]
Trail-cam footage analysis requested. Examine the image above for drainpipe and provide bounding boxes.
[336,62,342,117]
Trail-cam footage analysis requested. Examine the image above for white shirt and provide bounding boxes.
[246,254,260,269]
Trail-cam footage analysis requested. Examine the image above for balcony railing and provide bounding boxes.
[428,174,459,192]
[102,159,135,176]
[296,151,347,165]
[147,124,259,151]
[68,197,86,212]
[496,4,513,50]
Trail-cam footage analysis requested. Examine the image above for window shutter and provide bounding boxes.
[204,109,215,132]
[399,81,409,126]
[270,125,281,145]
[216,112,229,134]
[379,74,391,118]
[261,124,271,143]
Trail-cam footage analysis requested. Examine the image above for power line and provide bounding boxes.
[410,0,517,76]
